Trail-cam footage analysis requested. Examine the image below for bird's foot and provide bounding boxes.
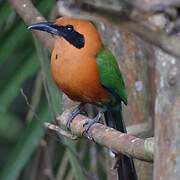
[66,103,85,130]
[83,111,104,140]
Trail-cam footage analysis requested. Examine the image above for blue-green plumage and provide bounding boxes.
[96,47,137,180]
[96,47,128,105]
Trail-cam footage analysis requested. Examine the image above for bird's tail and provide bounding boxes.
[104,103,138,180]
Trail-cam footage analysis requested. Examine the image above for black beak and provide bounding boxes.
[28,22,85,49]
[28,22,63,36]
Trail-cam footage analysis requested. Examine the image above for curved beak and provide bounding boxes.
[28,22,63,36]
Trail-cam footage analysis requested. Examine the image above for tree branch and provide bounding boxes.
[58,0,180,60]
[46,108,154,162]
[9,0,54,51]
[123,0,180,12]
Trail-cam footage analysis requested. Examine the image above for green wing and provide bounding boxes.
[96,47,128,105]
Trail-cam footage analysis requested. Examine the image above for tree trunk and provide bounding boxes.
[154,50,180,180]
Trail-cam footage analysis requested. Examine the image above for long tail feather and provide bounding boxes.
[104,103,138,180]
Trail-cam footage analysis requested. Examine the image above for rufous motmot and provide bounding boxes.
[28,17,137,180]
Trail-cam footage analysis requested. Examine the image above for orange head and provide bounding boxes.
[28,17,102,55]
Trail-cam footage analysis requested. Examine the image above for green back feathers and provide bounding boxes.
[96,47,128,105]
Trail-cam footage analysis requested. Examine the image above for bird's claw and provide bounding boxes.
[83,119,95,140]
[66,103,85,130]
[83,111,103,140]
[66,110,77,129]
[66,114,72,129]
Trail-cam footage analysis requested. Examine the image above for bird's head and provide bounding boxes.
[28,17,102,53]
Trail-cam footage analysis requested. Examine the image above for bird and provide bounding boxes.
[28,17,138,180]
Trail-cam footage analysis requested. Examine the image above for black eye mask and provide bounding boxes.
[61,25,85,49]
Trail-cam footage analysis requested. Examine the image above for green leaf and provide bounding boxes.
[0,2,12,30]
[0,53,39,113]
[65,139,86,180]
[0,113,22,142]
[0,23,31,64]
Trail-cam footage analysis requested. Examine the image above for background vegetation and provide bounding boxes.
[0,1,101,180]
[1,0,180,180]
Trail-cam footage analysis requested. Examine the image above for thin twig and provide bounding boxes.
[20,88,41,122]
[26,71,42,122]
[45,123,78,140]
[21,88,78,141]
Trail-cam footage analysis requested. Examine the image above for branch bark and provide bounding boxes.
[47,108,154,162]
[123,0,180,12]
[9,0,54,51]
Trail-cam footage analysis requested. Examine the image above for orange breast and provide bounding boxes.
[51,38,111,104]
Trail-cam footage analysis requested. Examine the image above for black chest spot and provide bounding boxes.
[55,54,58,60]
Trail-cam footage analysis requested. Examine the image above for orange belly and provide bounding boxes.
[51,44,111,104]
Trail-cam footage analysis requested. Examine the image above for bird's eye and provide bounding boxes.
[66,25,74,31]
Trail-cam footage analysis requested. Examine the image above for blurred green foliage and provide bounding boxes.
[0,1,106,180]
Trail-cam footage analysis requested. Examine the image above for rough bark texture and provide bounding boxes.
[55,108,154,162]
[124,0,180,11]
[154,50,180,180]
